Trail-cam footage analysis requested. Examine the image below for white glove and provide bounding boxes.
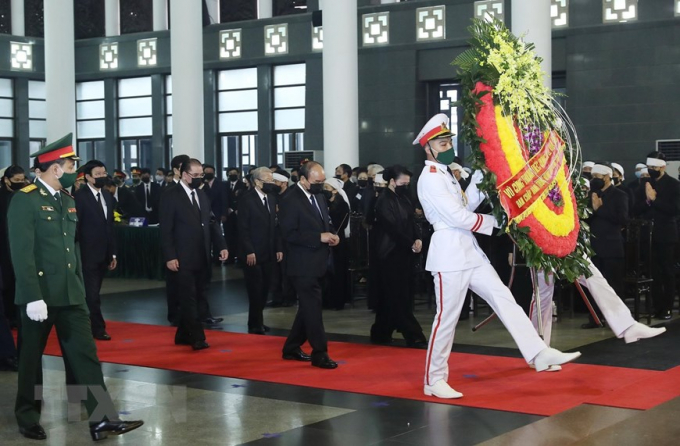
[492,217,501,229]
[26,300,48,322]
[471,170,484,186]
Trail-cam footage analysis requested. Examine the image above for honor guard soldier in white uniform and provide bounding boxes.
[415,114,581,399]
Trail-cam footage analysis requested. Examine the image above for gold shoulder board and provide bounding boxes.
[20,184,37,193]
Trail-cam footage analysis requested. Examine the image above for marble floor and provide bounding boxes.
[1,264,679,445]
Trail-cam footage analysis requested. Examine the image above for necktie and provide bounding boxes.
[263,196,269,213]
[97,192,105,218]
[191,191,200,217]
[145,184,150,208]
[310,195,323,222]
[54,192,62,211]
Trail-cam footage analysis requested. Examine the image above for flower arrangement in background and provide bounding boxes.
[454,19,592,282]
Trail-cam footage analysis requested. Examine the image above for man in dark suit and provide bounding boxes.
[202,164,228,239]
[335,164,357,203]
[239,167,283,334]
[279,161,340,369]
[155,167,168,188]
[134,168,161,224]
[633,152,680,320]
[103,178,143,220]
[224,167,247,261]
[159,159,228,350]
[74,160,117,340]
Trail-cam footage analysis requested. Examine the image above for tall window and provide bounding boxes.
[76,81,106,164]
[274,63,305,165]
[120,0,153,34]
[218,68,258,171]
[437,83,460,156]
[0,78,12,166]
[165,74,173,161]
[118,77,153,172]
[28,80,46,154]
[220,0,256,23]
[275,0,307,16]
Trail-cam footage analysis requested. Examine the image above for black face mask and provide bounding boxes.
[648,169,661,180]
[582,172,592,180]
[291,176,299,183]
[228,174,239,182]
[308,183,324,195]
[322,190,333,201]
[113,178,124,187]
[395,185,410,197]
[204,173,215,181]
[187,177,202,189]
[334,175,342,180]
[9,182,25,191]
[262,183,281,195]
[141,176,151,184]
[93,177,107,189]
[357,179,368,188]
[589,178,605,192]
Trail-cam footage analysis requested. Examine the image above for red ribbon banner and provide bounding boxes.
[498,131,566,222]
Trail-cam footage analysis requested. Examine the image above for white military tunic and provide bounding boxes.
[417,161,548,386]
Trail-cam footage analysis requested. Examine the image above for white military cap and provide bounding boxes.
[413,113,454,147]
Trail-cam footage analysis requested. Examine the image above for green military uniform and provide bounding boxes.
[8,135,115,429]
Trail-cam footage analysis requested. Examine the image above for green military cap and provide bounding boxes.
[30,133,80,163]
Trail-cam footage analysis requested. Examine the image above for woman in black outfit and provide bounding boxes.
[323,178,351,310]
[370,165,427,348]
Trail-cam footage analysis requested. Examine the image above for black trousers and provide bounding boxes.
[271,256,296,305]
[165,270,180,324]
[244,260,273,330]
[371,253,425,343]
[16,304,113,428]
[652,242,677,313]
[0,293,16,359]
[172,266,209,344]
[1,258,17,324]
[83,261,108,336]
[283,276,328,360]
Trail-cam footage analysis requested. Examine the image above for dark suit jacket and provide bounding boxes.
[279,185,331,278]
[591,185,628,258]
[226,180,247,212]
[74,186,116,265]
[374,189,421,259]
[203,179,228,220]
[134,182,161,222]
[633,174,680,243]
[237,189,283,263]
[115,186,144,219]
[159,183,227,270]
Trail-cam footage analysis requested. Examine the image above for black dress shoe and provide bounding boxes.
[19,424,46,440]
[282,349,312,361]
[655,310,672,320]
[202,317,224,325]
[0,357,19,372]
[262,324,271,332]
[311,356,338,369]
[90,420,144,441]
[248,328,266,335]
[192,341,210,350]
[406,340,428,349]
[94,333,111,341]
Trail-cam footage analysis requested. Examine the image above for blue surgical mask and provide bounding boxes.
[635,171,642,179]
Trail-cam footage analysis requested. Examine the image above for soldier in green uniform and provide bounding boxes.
[8,133,143,441]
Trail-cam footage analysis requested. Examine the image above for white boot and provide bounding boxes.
[533,348,581,372]
[529,363,561,372]
[424,380,463,399]
[623,323,666,344]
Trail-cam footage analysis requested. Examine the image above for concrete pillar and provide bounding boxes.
[11,0,25,36]
[205,0,219,24]
[105,0,120,36]
[154,0,168,31]
[319,0,359,170]
[511,0,552,89]
[169,0,204,160]
[258,0,273,19]
[44,0,76,141]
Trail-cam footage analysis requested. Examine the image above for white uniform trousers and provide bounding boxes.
[530,260,636,346]
[425,262,547,386]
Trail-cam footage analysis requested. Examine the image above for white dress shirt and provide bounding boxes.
[87,183,108,219]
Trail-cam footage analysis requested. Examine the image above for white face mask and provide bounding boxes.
[155,175,164,183]
[55,164,64,179]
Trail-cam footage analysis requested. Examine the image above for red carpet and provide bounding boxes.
[40,321,680,417]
